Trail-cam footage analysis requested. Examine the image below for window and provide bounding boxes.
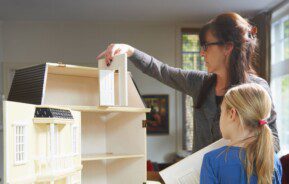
[181,29,205,151]
[271,7,289,156]
[14,124,27,165]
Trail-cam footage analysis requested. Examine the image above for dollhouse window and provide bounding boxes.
[14,125,27,165]
[99,70,115,106]
[72,126,78,155]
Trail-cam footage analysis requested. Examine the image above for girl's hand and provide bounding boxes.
[96,43,135,66]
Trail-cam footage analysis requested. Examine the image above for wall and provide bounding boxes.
[0,21,201,164]
[0,20,4,184]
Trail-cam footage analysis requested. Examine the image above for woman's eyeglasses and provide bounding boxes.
[201,41,224,51]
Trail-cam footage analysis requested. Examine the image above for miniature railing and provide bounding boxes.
[35,154,74,177]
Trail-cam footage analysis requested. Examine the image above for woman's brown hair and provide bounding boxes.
[196,12,258,108]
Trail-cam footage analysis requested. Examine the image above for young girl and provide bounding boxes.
[200,83,282,184]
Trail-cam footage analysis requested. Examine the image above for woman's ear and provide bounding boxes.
[224,42,234,56]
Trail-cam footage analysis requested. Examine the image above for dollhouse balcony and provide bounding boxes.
[35,154,81,182]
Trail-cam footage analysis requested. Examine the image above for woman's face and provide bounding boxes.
[200,30,228,74]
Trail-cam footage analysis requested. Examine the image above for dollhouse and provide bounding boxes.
[3,54,150,184]
[4,103,82,184]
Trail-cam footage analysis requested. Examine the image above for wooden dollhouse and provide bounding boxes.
[3,54,150,184]
[4,102,82,184]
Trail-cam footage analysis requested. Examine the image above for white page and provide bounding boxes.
[98,54,128,106]
[99,70,115,106]
[160,138,229,184]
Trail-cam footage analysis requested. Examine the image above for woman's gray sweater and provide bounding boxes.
[129,49,280,153]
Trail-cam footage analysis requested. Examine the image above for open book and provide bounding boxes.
[159,139,229,184]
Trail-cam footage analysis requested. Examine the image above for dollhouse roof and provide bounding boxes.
[8,63,46,104]
[34,107,73,119]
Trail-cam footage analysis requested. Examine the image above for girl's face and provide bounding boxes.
[219,101,237,140]
[200,30,229,74]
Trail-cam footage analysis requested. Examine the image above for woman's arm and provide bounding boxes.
[97,44,206,98]
[129,48,206,98]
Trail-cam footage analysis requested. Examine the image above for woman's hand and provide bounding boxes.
[96,43,135,66]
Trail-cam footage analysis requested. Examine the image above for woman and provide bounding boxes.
[97,12,280,153]
[200,83,282,184]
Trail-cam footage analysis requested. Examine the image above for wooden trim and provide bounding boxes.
[47,63,100,78]
[181,28,200,34]
[60,105,151,113]
[270,0,289,12]
[271,60,289,78]
[33,118,74,124]
[81,153,144,161]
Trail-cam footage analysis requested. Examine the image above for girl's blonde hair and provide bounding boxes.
[223,83,274,184]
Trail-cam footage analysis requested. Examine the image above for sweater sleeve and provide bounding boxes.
[129,49,206,98]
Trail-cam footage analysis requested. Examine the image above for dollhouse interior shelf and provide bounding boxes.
[81,153,145,161]
[33,118,74,124]
[61,105,151,113]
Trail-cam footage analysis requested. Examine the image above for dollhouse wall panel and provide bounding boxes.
[127,75,146,108]
[81,113,106,154]
[106,158,146,183]
[44,74,99,106]
[106,113,146,154]
[98,54,128,107]
[4,101,36,183]
[82,161,107,184]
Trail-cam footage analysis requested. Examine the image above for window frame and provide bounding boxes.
[271,12,289,156]
[14,122,28,165]
[181,28,202,151]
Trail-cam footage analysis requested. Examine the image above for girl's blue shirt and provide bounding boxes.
[200,146,282,184]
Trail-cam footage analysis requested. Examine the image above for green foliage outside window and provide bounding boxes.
[182,34,205,71]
